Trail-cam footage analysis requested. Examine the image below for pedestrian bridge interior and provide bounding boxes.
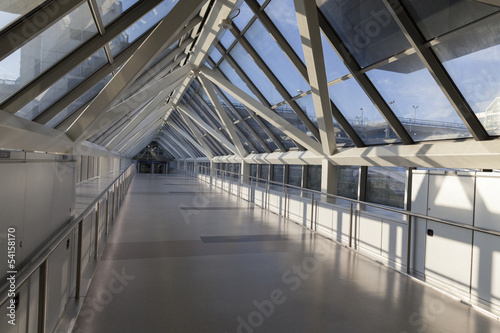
[1,0,500,332]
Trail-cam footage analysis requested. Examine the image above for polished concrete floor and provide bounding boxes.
[73,174,500,333]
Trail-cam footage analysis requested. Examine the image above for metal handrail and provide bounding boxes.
[195,166,500,239]
[0,164,135,309]
[192,163,500,282]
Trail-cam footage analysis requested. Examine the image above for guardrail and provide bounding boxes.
[0,164,135,332]
[191,165,500,277]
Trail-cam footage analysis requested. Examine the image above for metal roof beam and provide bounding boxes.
[177,104,241,156]
[208,53,285,151]
[229,27,320,141]
[0,0,167,114]
[65,0,206,142]
[318,10,414,145]
[383,0,490,141]
[199,66,323,155]
[198,75,247,156]
[294,0,336,155]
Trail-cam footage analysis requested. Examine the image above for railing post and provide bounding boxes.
[265,181,269,210]
[349,202,354,248]
[229,171,233,194]
[250,178,254,203]
[38,260,48,333]
[112,184,116,221]
[238,174,242,199]
[105,191,110,235]
[406,216,412,275]
[310,193,315,230]
[284,185,288,219]
[76,219,83,299]
[94,202,100,259]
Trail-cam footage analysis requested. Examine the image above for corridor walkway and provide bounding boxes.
[72,174,500,333]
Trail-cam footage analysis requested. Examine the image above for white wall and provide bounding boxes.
[411,170,500,313]
[0,152,75,333]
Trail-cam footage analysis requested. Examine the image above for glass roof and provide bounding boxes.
[0,0,499,163]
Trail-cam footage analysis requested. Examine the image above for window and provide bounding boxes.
[272,165,284,183]
[261,164,270,180]
[307,165,321,191]
[250,164,258,178]
[337,166,359,199]
[288,165,302,186]
[366,167,406,208]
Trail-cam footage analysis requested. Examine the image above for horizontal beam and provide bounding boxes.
[0,110,73,153]
[211,138,500,170]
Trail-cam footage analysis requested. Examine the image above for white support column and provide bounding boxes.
[294,0,337,155]
[198,66,323,155]
[321,159,338,203]
[241,161,251,184]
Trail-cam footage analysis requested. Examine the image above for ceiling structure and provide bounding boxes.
[1,0,500,169]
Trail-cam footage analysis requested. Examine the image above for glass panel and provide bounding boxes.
[307,165,321,191]
[321,32,350,82]
[337,166,359,199]
[210,47,223,63]
[0,0,47,30]
[187,100,212,128]
[235,130,252,154]
[433,18,500,136]
[194,90,223,129]
[236,122,264,153]
[261,164,270,180]
[288,165,302,187]
[109,0,179,57]
[233,1,254,30]
[245,117,278,151]
[250,164,258,178]
[332,117,354,147]
[219,30,236,50]
[230,43,283,105]
[317,0,411,68]
[97,0,139,27]
[0,3,98,104]
[219,89,251,118]
[265,0,305,63]
[46,74,113,128]
[272,165,284,183]
[295,93,318,129]
[402,0,500,40]
[15,49,108,121]
[366,53,471,141]
[245,20,310,96]
[218,60,258,100]
[261,117,296,149]
[366,166,406,208]
[329,78,400,145]
[274,103,310,135]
